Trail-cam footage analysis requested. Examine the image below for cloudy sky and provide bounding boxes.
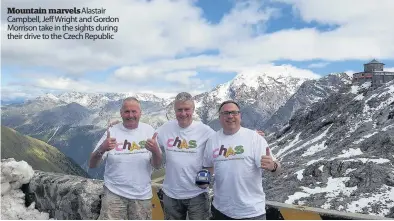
[2,0,394,102]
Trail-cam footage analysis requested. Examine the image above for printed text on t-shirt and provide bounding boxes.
[112,139,149,153]
[213,145,244,160]
[166,137,198,153]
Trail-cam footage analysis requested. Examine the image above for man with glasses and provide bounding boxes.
[202,100,281,220]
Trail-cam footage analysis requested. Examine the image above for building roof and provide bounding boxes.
[365,59,384,65]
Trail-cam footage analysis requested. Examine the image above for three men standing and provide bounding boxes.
[90,94,281,220]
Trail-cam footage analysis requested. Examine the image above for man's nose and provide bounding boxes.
[127,113,134,118]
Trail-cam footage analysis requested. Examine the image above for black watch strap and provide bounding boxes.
[271,162,278,172]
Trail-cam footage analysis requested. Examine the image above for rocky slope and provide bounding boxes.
[264,81,394,218]
[263,73,352,133]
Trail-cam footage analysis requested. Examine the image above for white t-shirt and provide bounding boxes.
[203,127,275,219]
[93,122,158,200]
[156,120,215,199]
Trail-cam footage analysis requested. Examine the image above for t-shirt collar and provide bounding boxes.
[118,122,138,132]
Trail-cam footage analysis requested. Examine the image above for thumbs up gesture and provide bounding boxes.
[100,127,117,152]
[145,133,160,154]
[261,147,275,171]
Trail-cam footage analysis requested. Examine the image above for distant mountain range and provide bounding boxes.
[2,67,393,217]
[0,70,350,179]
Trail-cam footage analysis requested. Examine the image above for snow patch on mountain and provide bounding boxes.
[1,158,51,220]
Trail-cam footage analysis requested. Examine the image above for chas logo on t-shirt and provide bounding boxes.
[166,137,197,149]
[213,145,244,158]
[115,139,148,152]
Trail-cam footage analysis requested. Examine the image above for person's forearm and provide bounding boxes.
[89,146,104,168]
[203,166,214,174]
[151,150,162,169]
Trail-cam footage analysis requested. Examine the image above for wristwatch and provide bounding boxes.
[96,149,105,157]
[271,162,278,172]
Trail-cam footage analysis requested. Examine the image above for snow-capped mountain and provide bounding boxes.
[263,73,352,133]
[38,91,168,110]
[2,69,315,180]
[191,70,314,130]
[264,80,394,218]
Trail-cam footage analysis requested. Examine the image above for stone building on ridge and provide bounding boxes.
[352,59,394,87]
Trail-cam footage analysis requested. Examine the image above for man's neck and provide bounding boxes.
[123,123,138,130]
[223,127,240,135]
[178,120,193,128]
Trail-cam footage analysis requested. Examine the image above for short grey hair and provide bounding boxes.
[123,97,140,104]
[174,92,195,109]
[121,97,140,110]
[174,92,193,102]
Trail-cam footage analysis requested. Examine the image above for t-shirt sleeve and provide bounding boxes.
[155,125,165,153]
[254,134,277,168]
[201,125,215,150]
[203,136,214,168]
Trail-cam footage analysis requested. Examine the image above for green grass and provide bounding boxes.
[1,126,89,177]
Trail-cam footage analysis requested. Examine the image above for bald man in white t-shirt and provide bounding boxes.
[89,97,162,220]
[203,100,281,220]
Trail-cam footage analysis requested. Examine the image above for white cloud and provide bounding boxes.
[11,75,210,99]
[2,0,276,73]
[2,0,394,100]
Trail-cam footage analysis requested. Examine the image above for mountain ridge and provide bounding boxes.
[1,126,89,178]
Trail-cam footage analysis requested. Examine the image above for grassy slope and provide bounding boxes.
[1,126,89,178]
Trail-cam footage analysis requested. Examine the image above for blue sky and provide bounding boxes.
[2,0,394,102]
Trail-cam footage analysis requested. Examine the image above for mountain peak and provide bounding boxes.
[230,64,319,90]
[36,93,60,102]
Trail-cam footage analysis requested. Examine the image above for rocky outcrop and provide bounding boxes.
[25,171,104,220]
[1,158,51,220]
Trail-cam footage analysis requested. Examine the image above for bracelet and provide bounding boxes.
[271,162,278,172]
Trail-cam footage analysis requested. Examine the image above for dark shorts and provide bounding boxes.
[163,192,210,220]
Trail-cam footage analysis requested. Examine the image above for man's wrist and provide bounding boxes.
[96,147,106,156]
[271,162,278,172]
[151,147,161,156]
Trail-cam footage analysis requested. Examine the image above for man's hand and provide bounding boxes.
[256,130,265,136]
[89,126,116,168]
[145,132,160,154]
[261,147,275,171]
[100,128,117,152]
[108,120,121,127]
